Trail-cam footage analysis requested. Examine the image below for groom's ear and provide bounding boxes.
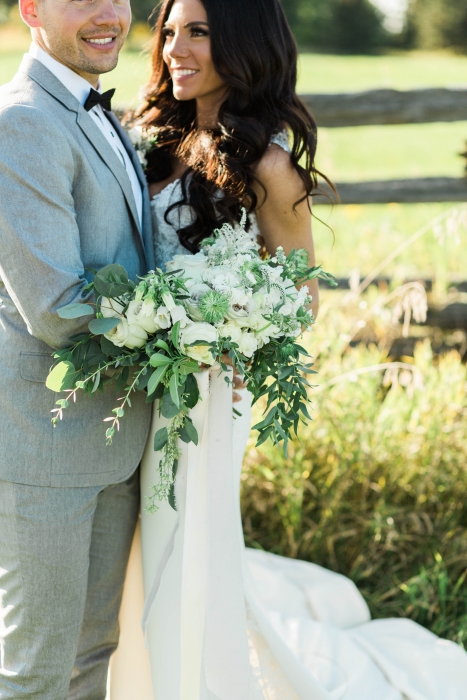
[19,0,42,28]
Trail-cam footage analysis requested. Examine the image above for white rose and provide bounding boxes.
[126,299,159,334]
[170,304,191,328]
[218,322,243,344]
[165,252,208,284]
[104,318,148,349]
[237,331,259,358]
[154,306,171,329]
[179,322,218,365]
[226,288,255,325]
[100,297,125,318]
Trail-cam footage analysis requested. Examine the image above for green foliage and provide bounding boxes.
[291,0,388,54]
[404,0,467,53]
[130,0,388,54]
[242,289,467,645]
[130,0,159,23]
[296,0,386,53]
[0,3,10,24]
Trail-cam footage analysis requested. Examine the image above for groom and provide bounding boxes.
[0,0,155,697]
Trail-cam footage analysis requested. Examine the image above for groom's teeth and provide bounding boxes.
[88,38,114,44]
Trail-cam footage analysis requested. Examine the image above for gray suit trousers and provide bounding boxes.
[0,471,140,700]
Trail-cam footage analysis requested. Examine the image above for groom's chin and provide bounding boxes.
[77,40,124,75]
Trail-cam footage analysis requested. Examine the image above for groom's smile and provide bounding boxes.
[19,0,131,88]
[81,32,119,53]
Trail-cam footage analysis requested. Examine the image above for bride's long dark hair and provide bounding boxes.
[137,0,326,253]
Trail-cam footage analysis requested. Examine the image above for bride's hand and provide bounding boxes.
[199,354,247,403]
[221,353,247,403]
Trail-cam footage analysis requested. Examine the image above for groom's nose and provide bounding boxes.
[91,0,120,26]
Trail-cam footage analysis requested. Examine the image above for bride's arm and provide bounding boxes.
[253,144,319,318]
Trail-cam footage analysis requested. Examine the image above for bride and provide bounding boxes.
[111,0,467,698]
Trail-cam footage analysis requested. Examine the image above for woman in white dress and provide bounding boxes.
[110,0,467,698]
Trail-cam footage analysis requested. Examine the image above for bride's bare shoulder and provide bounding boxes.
[253,143,305,206]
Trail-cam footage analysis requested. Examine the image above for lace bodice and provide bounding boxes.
[150,132,291,270]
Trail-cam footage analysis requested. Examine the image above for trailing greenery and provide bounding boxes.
[242,284,467,646]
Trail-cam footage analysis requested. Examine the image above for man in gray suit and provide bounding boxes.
[0,0,155,697]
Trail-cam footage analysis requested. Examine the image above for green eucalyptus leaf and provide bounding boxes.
[155,339,171,353]
[89,317,121,335]
[169,372,180,408]
[136,369,151,391]
[153,427,169,452]
[93,264,129,297]
[46,361,76,392]
[101,336,124,357]
[147,365,169,396]
[161,391,181,419]
[57,303,94,319]
[184,373,200,409]
[183,417,198,445]
[150,353,173,368]
[171,320,181,350]
[86,340,106,367]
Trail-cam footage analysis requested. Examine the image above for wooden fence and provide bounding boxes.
[306,88,467,204]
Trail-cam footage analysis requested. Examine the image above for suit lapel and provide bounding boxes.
[76,110,142,236]
[105,111,146,191]
[105,111,155,271]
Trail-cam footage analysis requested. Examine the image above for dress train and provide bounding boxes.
[110,372,467,700]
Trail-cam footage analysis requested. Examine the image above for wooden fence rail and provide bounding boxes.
[302,88,467,128]
[313,177,467,205]
[304,87,467,205]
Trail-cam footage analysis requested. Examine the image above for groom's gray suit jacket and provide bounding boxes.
[0,56,155,487]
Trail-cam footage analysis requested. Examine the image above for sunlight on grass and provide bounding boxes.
[242,206,467,644]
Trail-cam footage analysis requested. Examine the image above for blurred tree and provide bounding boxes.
[130,0,159,23]
[404,0,467,52]
[283,0,387,53]
[131,0,389,53]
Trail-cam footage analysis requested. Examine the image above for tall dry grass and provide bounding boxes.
[241,206,467,645]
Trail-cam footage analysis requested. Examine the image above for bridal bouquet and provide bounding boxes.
[46,212,336,509]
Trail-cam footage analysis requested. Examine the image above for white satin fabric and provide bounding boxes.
[110,375,467,700]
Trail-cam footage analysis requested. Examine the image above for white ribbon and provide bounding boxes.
[142,368,250,700]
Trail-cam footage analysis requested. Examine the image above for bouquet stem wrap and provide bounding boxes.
[141,368,250,700]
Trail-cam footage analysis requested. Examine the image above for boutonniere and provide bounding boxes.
[126,125,159,170]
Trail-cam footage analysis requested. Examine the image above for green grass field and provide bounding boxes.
[2,44,466,278]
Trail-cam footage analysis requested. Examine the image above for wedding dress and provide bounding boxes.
[110,135,467,700]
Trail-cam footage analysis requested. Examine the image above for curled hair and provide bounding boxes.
[137,0,328,253]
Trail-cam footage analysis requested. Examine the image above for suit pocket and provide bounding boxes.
[20,352,54,383]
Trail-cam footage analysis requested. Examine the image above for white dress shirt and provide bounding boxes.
[28,43,143,228]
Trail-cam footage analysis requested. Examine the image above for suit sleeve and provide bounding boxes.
[0,104,95,349]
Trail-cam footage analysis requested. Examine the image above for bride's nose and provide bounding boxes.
[167,33,190,60]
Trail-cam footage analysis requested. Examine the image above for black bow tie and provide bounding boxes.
[84,87,115,112]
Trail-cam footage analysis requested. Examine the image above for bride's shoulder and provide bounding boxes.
[254,134,300,194]
[253,134,304,208]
